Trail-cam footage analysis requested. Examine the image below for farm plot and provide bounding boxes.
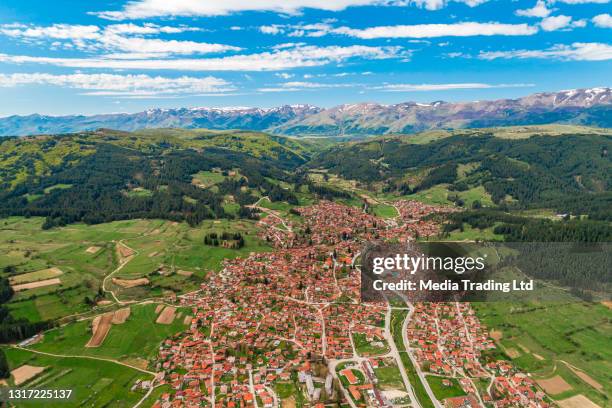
[30,303,191,361]
[12,278,61,292]
[3,347,150,407]
[86,312,115,347]
[156,306,176,324]
[9,267,63,285]
[536,376,573,395]
[11,364,46,385]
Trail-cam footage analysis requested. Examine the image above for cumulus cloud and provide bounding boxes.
[479,42,612,61]
[593,13,612,28]
[0,45,403,71]
[260,22,538,38]
[0,72,233,97]
[515,1,552,18]
[371,83,534,91]
[539,15,585,31]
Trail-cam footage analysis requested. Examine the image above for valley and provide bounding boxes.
[0,125,609,408]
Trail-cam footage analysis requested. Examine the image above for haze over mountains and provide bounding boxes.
[1,88,611,137]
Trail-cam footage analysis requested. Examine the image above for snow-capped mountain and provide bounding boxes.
[0,88,610,137]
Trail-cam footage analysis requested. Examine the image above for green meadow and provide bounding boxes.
[1,347,150,407]
[0,216,271,322]
[474,301,611,407]
[29,303,190,363]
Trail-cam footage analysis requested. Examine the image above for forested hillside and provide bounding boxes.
[310,131,612,220]
[1,126,611,230]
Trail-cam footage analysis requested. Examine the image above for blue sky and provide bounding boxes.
[0,0,610,115]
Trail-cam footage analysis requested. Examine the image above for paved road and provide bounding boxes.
[402,302,444,408]
[384,302,422,408]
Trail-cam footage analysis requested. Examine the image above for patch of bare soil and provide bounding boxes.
[112,277,149,288]
[86,312,114,347]
[111,307,131,324]
[156,306,176,324]
[490,330,503,341]
[12,278,61,292]
[536,376,573,395]
[177,270,194,277]
[12,365,46,385]
[557,394,601,408]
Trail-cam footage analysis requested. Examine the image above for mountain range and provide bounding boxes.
[1,88,611,137]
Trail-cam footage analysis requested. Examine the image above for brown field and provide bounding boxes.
[85,246,101,254]
[155,304,164,314]
[601,301,612,309]
[148,251,159,258]
[112,277,149,288]
[557,394,601,408]
[177,270,194,277]
[12,278,61,292]
[116,243,135,259]
[564,365,603,391]
[9,267,63,285]
[184,315,192,325]
[536,376,573,395]
[505,348,520,359]
[281,396,296,408]
[156,306,176,324]
[111,307,131,324]
[86,312,114,347]
[490,330,502,341]
[11,365,46,385]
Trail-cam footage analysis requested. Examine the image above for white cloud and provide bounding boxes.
[0,23,239,56]
[540,15,573,31]
[0,72,233,96]
[94,0,393,20]
[593,13,612,28]
[258,81,355,92]
[0,24,100,40]
[538,15,585,31]
[259,22,538,38]
[0,45,402,71]
[410,0,489,10]
[479,42,612,61]
[275,73,294,79]
[515,1,552,18]
[333,22,538,38]
[371,83,534,91]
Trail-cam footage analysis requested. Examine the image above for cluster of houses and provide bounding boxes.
[407,303,550,408]
[150,200,549,408]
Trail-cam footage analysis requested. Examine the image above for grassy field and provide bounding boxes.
[474,301,611,407]
[426,376,467,400]
[374,365,404,389]
[2,346,150,407]
[29,303,190,364]
[352,332,389,356]
[372,204,398,219]
[1,216,271,322]
[399,353,435,408]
